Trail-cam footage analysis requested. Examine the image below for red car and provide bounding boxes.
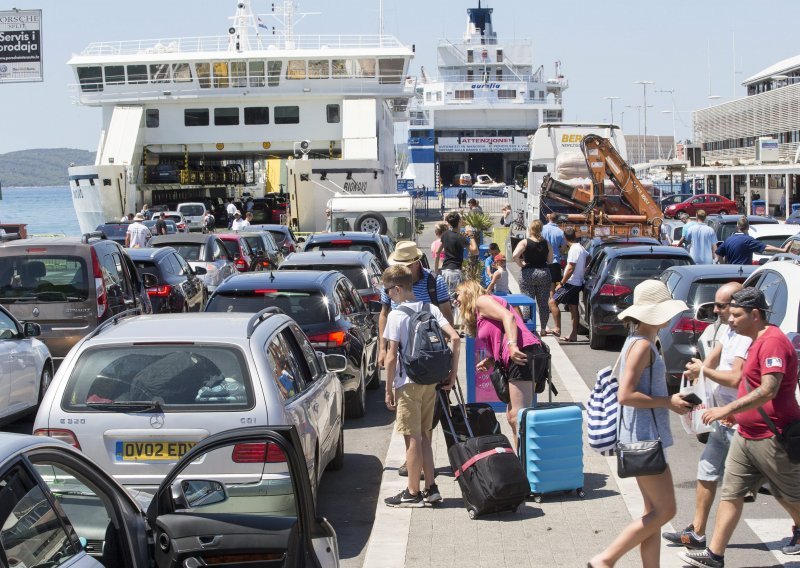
[217,233,256,272]
[664,193,737,218]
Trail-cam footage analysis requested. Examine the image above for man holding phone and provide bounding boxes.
[663,282,751,550]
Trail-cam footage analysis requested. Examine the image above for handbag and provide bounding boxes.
[744,379,800,464]
[587,353,623,455]
[679,371,714,436]
[489,362,510,404]
[615,351,667,478]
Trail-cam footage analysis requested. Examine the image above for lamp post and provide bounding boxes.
[603,96,620,124]
[625,104,643,163]
[634,80,654,161]
[656,88,677,160]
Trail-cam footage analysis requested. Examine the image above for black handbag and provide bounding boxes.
[744,379,800,464]
[489,362,510,404]
[616,355,667,478]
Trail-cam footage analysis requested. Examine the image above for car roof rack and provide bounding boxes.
[83,308,143,341]
[81,231,108,244]
[247,306,285,338]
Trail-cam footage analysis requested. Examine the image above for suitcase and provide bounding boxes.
[440,389,530,519]
[517,378,585,503]
[438,382,500,448]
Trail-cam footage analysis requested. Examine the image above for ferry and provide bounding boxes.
[66,0,415,234]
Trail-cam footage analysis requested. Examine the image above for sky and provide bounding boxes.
[0,0,798,154]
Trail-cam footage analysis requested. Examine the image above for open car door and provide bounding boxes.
[147,426,339,568]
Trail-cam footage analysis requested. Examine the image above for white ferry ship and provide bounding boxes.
[67,0,414,234]
[403,2,567,194]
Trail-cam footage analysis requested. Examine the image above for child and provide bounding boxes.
[483,242,501,287]
[383,265,460,507]
[486,254,510,295]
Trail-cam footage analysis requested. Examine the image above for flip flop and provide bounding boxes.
[542,328,560,337]
[559,336,577,343]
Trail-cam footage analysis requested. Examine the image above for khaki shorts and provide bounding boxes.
[720,432,800,502]
[395,383,437,436]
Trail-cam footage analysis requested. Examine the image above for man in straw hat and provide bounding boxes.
[681,288,800,567]
[125,213,151,248]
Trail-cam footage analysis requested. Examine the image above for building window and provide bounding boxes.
[286,60,306,80]
[267,61,281,86]
[214,107,239,126]
[213,61,229,88]
[496,49,503,62]
[172,63,192,83]
[327,104,340,123]
[274,106,300,124]
[497,89,516,99]
[231,61,247,87]
[127,64,148,84]
[379,58,404,84]
[308,59,329,79]
[195,63,211,88]
[145,109,159,128]
[184,108,209,126]
[454,90,474,100]
[77,66,103,92]
[149,63,171,83]
[105,65,125,85]
[244,107,269,125]
[249,61,265,87]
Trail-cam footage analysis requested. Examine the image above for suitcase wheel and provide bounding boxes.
[468,508,478,520]
[533,494,542,504]
[576,488,586,498]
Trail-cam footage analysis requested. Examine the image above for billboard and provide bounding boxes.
[0,9,42,83]
[437,136,528,153]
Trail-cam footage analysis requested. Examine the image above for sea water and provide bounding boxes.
[0,186,81,236]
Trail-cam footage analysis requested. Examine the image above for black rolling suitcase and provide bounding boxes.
[440,388,530,519]
[437,382,500,448]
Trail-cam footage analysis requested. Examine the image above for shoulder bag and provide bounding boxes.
[616,347,668,478]
[743,379,800,464]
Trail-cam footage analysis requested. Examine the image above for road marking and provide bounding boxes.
[744,519,800,566]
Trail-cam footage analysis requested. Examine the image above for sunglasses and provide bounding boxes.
[382,285,399,295]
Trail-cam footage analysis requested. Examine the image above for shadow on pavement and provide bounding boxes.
[343,381,395,430]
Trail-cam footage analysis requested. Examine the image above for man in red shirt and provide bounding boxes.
[682,288,800,567]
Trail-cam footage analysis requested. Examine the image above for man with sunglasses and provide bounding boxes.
[663,282,751,551]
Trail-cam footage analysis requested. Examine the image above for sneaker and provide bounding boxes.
[384,489,425,508]
[423,483,442,504]
[679,549,724,568]
[662,524,706,549]
[782,525,800,555]
[397,461,425,479]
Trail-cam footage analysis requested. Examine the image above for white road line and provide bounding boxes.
[744,519,800,567]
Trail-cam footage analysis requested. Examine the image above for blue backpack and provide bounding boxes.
[397,304,452,385]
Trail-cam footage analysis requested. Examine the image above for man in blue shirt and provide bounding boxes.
[683,210,717,264]
[716,217,784,265]
[542,212,567,284]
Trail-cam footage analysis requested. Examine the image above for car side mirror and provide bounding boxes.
[175,479,228,509]
[193,266,207,276]
[368,300,383,314]
[324,353,347,373]
[695,302,717,323]
[142,273,158,288]
[23,322,41,337]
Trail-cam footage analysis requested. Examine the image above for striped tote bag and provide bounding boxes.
[586,356,622,455]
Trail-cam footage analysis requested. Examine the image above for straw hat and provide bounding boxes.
[617,279,687,325]
[388,241,423,265]
[133,213,145,221]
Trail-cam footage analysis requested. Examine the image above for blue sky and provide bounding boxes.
[0,0,798,154]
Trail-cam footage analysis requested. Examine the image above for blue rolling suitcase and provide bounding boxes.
[518,385,585,503]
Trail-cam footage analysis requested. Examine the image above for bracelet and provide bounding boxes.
[507,340,517,346]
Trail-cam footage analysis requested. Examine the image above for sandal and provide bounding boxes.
[559,336,577,343]
[543,328,560,337]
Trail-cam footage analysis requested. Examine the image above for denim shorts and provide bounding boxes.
[697,423,735,482]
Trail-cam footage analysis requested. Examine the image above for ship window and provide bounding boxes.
[379,58,404,84]
[286,60,306,80]
[496,69,503,81]
[267,61,281,86]
[498,89,516,99]
[231,61,247,87]
[426,92,432,101]
[326,104,340,124]
[150,63,171,83]
[127,64,148,84]
[105,65,125,85]
[195,63,211,88]
[172,63,192,83]
[185,108,210,126]
[214,107,239,126]
[244,107,269,125]
[77,66,103,92]
[454,90,473,100]
[146,109,160,128]
[332,59,348,78]
[249,61,265,87]
[466,69,474,80]
[356,59,376,78]
[275,106,300,124]
[496,49,503,62]
[213,62,229,88]
[308,59,329,79]
[467,50,473,63]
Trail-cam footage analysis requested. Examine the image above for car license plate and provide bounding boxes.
[115,441,196,462]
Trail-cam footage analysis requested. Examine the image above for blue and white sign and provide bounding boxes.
[396,179,415,192]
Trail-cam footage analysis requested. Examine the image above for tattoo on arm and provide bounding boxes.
[727,374,780,414]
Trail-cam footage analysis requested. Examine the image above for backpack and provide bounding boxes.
[425,272,441,307]
[204,213,215,230]
[397,304,452,385]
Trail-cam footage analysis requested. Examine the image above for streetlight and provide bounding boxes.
[657,89,676,160]
[634,80,654,161]
[625,104,643,164]
[603,96,620,124]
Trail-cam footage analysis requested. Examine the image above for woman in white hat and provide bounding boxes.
[590,279,693,568]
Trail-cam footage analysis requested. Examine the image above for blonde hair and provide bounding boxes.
[434,222,449,237]
[456,280,487,337]
[382,265,412,291]
[528,219,543,239]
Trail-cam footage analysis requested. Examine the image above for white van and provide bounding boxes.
[177,202,206,232]
[328,193,415,240]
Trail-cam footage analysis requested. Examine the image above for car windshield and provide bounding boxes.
[62,346,253,411]
[132,260,159,279]
[267,231,287,245]
[241,235,267,252]
[180,205,205,216]
[97,224,128,239]
[167,244,203,261]
[206,290,333,324]
[609,256,693,281]
[686,279,744,311]
[0,255,89,302]
[756,235,791,253]
[305,241,379,256]
[222,239,247,257]
[282,265,369,288]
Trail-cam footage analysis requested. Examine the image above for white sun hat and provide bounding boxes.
[617,279,688,326]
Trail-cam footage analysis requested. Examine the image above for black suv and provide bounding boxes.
[244,224,301,254]
[302,231,391,270]
[205,270,379,418]
[0,232,152,361]
[237,230,285,270]
[127,247,207,313]
[279,250,383,306]
[707,214,777,242]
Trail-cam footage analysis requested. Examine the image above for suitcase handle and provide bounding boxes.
[438,384,475,440]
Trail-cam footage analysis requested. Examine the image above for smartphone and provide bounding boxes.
[681,393,703,406]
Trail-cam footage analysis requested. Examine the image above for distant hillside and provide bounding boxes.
[0,148,95,188]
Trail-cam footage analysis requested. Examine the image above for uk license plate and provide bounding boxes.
[115,441,196,462]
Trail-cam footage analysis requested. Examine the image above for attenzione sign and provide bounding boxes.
[0,9,43,83]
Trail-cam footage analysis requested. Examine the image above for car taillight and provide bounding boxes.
[287,243,295,253]
[147,285,172,297]
[331,240,352,245]
[33,428,81,449]
[232,442,286,463]
[235,258,248,271]
[307,330,347,348]
[178,223,187,231]
[598,284,632,297]
[672,316,711,335]
[90,248,107,318]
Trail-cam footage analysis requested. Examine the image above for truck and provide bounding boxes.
[328,193,415,241]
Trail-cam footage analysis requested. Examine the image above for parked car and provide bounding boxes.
[34,310,345,497]
[664,193,738,218]
[0,232,152,362]
[579,245,694,349]
[453,173,473,186]
[659,193,693,213]
[145,162,179,183]
[748,223,800,264]
[0,304,53,420]
[126,247,207,313]
[176,202,207,232]
[279,250,383,305]
[302,231,391,270]
[160,211,188,232]
[785,208,800,225]
[237,230,285,270]
[244,224,302,254]
[8,427,339,567]
[706,214,778,242]
[95,222,130,245]
[742,258,800,335]
[205,270,379,417]
[150,233,237,293]
[472,174,508,196]
[583,235,662,262]
[142,218,178,239]
[217,233,257,272]
[660,219,687,245]
[657,264,755,392]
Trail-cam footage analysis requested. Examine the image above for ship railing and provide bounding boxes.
[80,35,407,56]
[426,74,559,85]
[436,38,532,48]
